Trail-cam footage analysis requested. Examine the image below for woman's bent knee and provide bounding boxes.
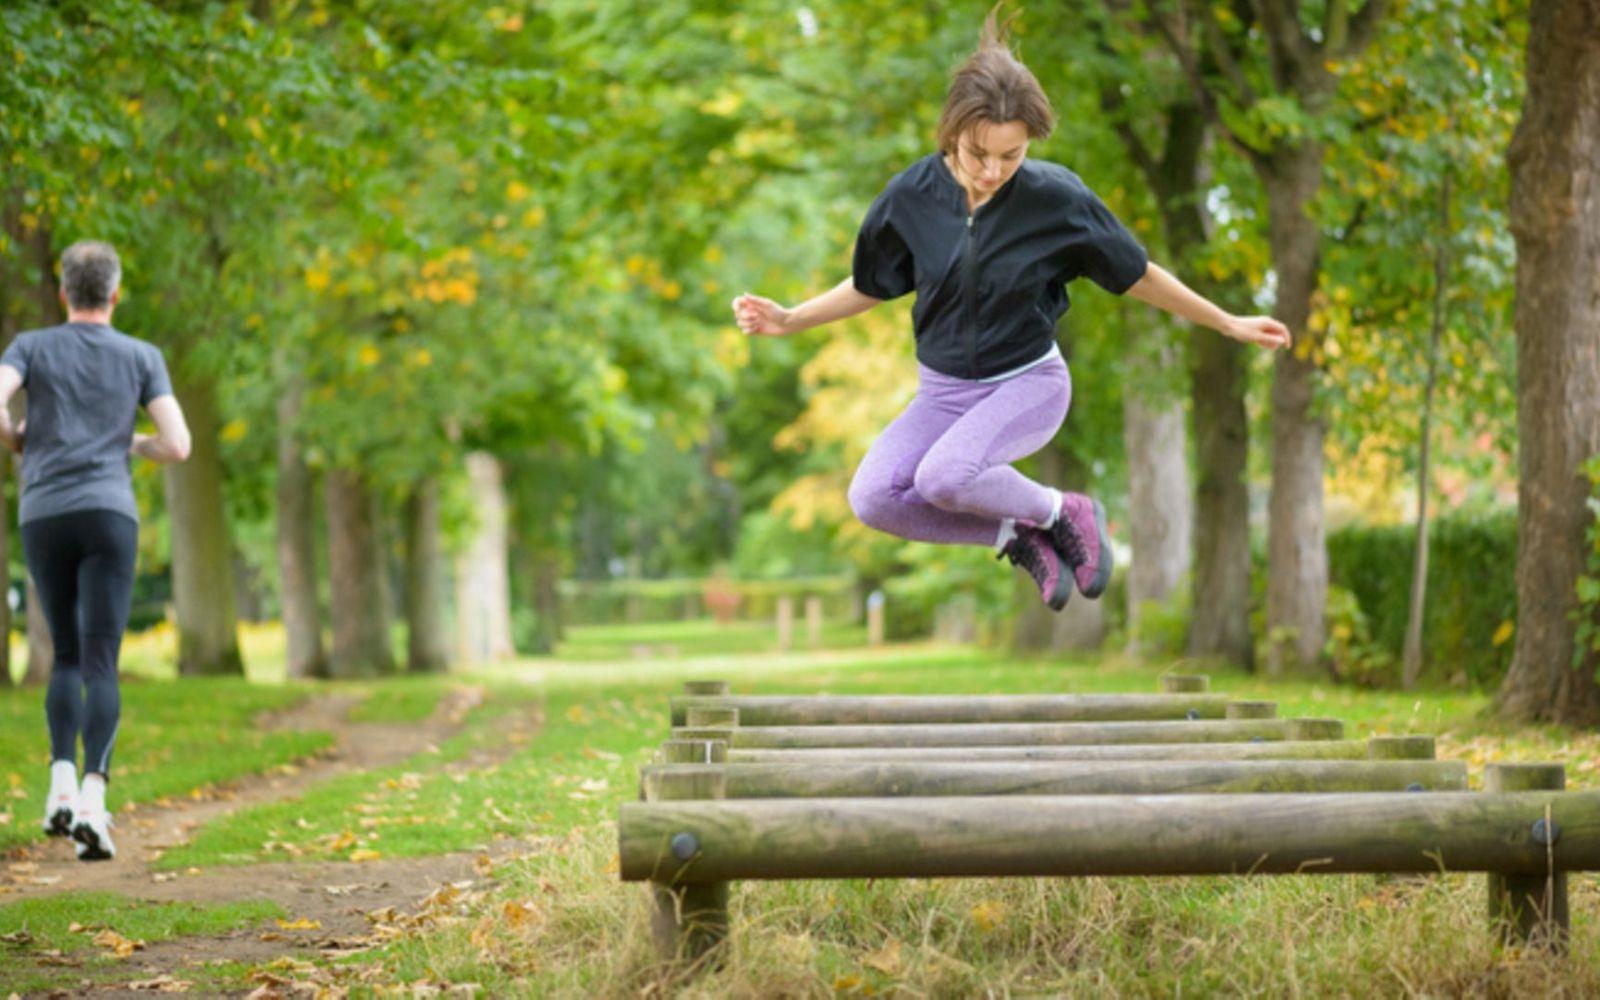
[913,459,974,511]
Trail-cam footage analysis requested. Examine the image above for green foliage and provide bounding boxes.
[1327,512,1518,689]
[1323,584,1400,688]
[1576,455,1600,679]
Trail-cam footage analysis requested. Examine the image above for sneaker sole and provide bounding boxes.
[72,822,114,861]
[44,807,74,837]
[1082,499,1113,599]
[1048,573,1072,612]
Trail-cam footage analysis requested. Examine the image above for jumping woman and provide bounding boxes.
[732,13,1289,610]
[0,240,191,860]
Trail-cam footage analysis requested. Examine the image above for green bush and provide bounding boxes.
[1327,511,1517,689]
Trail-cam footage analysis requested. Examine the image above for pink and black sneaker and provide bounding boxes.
[1048,493,1113,599]
[998,529,1073,611]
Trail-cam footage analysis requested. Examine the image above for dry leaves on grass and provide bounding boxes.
[127,974,192,992]
[93,928,145,957]
[862,937,904,976]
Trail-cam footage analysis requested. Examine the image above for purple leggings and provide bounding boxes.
[848,356,1070,547]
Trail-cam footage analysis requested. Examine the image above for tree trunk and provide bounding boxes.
[1188,331,1253,666]
[275,373,325,678]
[1496,0,1600,726]
[164,374,243,676]
[1122,341,1192,653]
[404,476,449,672]
[454,451,514,665]
[1263,146,1330,677]
[1402,177,1453,689]
[326,468,392,677]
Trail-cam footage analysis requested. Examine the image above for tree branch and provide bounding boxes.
[1338,0,1390,56]
[1193,0,1259,108]
[1249,0,1313,89]
[1146,3,1271,170]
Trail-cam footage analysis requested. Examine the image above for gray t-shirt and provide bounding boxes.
[1,322,173,525]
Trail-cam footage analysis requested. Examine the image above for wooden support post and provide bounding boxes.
[683,680,730,696]
[866,589,885,647]
[1367,736,1435,760]
[806,595,823,647]
[1486,763,1568,950]
[1287,718,1345,741]
[645,769,730,966]
[776,597,794,651]
[660,740,728,764]
[1225,701,1277,719]
[1159,674,1209,693]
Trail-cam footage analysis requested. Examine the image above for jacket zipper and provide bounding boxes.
[962,212,978,378]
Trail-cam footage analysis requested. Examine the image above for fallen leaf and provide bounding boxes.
[128,974,192,992]
[349,849,382,862]
[0,930,32,945]
[863,937,903,976]
[970,899,1006,933]
[275,917,322,931]
[92,929,145,957]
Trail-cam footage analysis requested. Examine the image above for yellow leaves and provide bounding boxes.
[564,703,592,725]
[357,344,381,367]
[498,13,524,32]
[329,830,359,851]
[93,928,145,958]
[220,419,248,443]
[703,245,725,265]
[700,90,743,117]
[969,899,1006,933]
[125,98,142,118]
[520,206,546,228]
[1492,620,1515,646]
[412,248,478,305]
[349,848,383,862]
[408,348,432,368]
[506,180,532,203]
[275,916,321,931]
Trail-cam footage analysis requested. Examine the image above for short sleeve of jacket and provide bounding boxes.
[851,188,915,301]
[1066,187,1149,295]
[1,334,32,385]
[140,344,173,406]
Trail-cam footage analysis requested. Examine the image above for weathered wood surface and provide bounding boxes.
[1486,764,1568,946]
[639,760,1467,798]
[644,766,728,963]
[682,680,730,696]
[1160,675,1210,692]
[674,718,1340,749]
[659,740,728,764]
[619,791,1600,882]
[1367,736,1436,760]
[725,740,1380,763]
[668,693,1232,727]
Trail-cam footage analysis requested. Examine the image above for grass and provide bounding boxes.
[0,677,330,854]
[0,891,283,993]
[344,675,452,724]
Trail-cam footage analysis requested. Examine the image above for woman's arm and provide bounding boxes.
[0,365,22,453]
[732,278,882,336]
[131,394,192,463]
[1124,262,1292,351]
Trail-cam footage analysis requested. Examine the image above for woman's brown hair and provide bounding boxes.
[936,6,1055,154]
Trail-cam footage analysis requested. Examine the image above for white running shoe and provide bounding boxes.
[41,792,75,837]
[72,810,115,861]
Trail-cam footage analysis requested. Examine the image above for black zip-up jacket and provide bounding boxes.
[852,153,1149,380]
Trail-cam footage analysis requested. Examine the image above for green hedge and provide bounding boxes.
[1327,512,1517,689]
[558,575,858,626]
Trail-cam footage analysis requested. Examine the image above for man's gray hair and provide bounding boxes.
[60,240,121,310]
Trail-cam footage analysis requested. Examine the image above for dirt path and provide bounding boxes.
[2,685,547,996]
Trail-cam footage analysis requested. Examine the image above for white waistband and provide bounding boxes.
[976,342,1063,383]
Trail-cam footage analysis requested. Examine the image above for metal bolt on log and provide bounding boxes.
[643,769,730,965]
[1486,763,1568,950]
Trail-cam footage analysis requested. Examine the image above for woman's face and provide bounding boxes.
[953,119,1030,194]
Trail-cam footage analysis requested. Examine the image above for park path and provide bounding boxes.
[1,685,547,996]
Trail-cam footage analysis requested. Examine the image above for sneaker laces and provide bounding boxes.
[997,538,1049,588]
[1053,517,1088,568]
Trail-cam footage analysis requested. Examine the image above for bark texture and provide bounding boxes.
[164,374,243,676]
[1495,0,1600,726]
[1123,363,1193,650]
[326,468,392,676]
[454,451,514,665]
[275,373,325,679]
[404,476,450,673]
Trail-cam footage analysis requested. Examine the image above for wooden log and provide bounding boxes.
[1286,718,1345,741]
[1160,674,1209,692]
[660,740,728,764]
[669,693,1232,727]
[1367,736,1436,760]
[644,770,729,965]
[618,791,1600,883]
[727,740,1375,763]
[683,680,730,696]
[1486,763,1568,949]
[677,718,1325,749]
[684,707,739,729]
[776,597,794,651]
[638,760,1468,798]
[1225,701,1277,719]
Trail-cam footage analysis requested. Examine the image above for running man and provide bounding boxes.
[0,240,191,860]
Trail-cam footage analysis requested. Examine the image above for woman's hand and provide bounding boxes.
[732,293,793,337]
[1223,315,1293,351]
